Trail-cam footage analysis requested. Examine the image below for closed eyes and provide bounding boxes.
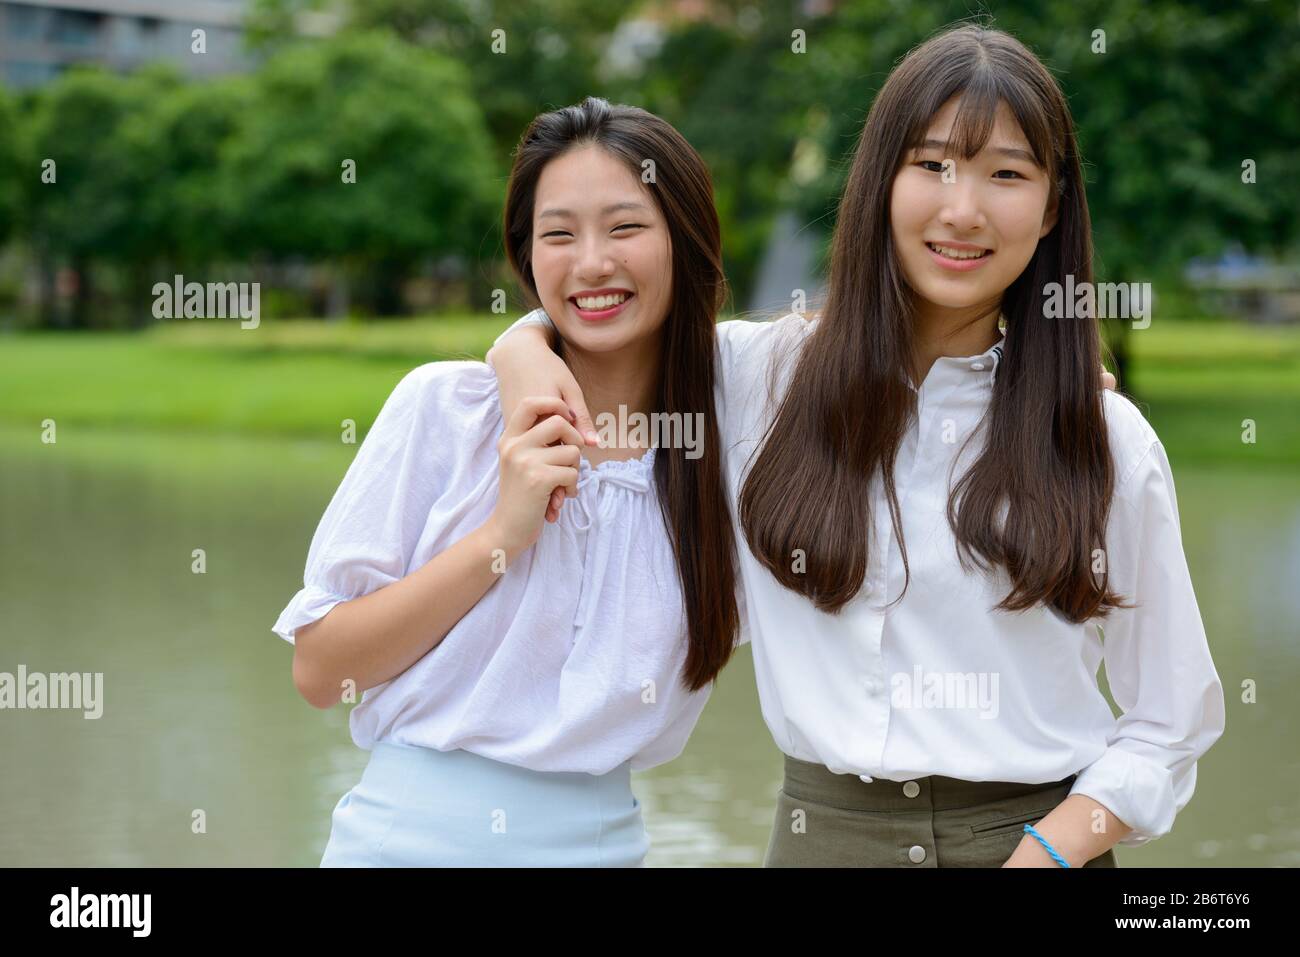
[540,223,646,239]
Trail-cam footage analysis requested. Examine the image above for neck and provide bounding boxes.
[562,334,662,447]
[910,298,1003,384]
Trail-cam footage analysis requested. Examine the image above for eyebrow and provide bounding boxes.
[538,201,650,219]
[918,138,1039,165]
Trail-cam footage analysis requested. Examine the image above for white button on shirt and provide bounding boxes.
[272,360,710,774]
[495,309,1226,846]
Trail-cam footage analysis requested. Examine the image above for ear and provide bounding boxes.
[1039,188,1060,239]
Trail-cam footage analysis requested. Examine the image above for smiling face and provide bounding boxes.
[529,143,673,354]
[890,96,1058,318]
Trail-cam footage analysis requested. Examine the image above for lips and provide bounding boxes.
[925,241,991,259]
[925,241,994,272]
[568,289,635,321]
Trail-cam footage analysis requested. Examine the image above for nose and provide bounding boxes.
[938,173,988,233]
[574,234,617,284]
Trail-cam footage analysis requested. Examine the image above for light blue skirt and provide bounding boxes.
[320,741,650,867]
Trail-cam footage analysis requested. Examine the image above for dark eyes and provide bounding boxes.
[915,160,1025,179]
[541,223,646,239]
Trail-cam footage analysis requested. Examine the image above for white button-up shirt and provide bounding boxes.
[496,310,1226,846]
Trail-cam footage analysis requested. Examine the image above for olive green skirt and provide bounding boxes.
[764,755,1118,868]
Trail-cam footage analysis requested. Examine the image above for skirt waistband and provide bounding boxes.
[781,754,1077,812]
[365,741,635,801]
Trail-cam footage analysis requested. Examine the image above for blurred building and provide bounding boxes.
[1185,245,1300,324]
[0,0,335,88]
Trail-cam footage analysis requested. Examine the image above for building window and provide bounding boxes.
[4,4,47,42]
[50,10,105,48]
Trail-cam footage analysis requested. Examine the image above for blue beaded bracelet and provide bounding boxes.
[1023,824,1070,867]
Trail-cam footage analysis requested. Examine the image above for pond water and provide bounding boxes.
[1,424,1294,866]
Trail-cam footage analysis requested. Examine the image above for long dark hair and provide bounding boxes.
[503,96,738,690]
[739,24,1125,622]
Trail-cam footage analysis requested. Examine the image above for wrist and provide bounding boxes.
[1018,826,1086,868]
[478,514,528,567]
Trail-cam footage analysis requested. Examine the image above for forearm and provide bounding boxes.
[292,519,522,708]
[486,323,555,422]
[1005,794,1133,867]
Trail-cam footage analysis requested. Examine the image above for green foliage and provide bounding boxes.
[23,66,178,266]
[344,0,627,155]
[224,30,499,266]
[1,0,1297,319]
[119,73,257,267]
[5,30,500,322]
[0,85,21,246]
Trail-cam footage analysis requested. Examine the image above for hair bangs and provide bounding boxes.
[901,60,1057,175]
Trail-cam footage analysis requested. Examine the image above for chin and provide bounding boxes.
[553,326,632,353]
[916,287,991,311]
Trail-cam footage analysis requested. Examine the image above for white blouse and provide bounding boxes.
[497,309,1226,847]
[271,360,711,774]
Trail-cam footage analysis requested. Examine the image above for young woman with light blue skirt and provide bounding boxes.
[272,97,743,866]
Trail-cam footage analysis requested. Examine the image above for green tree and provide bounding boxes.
[23,67,173,327]
[342,0,626,157]
[120,72,256,274]
[0,85,22,249]
[223,30,500,314]
[250,0,627,159]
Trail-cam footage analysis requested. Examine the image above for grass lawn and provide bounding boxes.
[1114,322,1300,467]
[0,312,504,439]
[0,313,1296,467]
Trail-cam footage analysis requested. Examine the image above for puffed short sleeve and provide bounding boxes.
[271,363,478,644]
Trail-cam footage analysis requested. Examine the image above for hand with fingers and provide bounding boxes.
[491,396,593,554]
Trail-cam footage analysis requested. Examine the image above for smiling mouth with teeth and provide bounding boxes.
[572,292,632,310]
[926,242,991,260]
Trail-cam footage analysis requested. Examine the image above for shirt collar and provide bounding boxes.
[976,313,1006,375]
[968,334,1005,381]
[909,325,1007,394]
